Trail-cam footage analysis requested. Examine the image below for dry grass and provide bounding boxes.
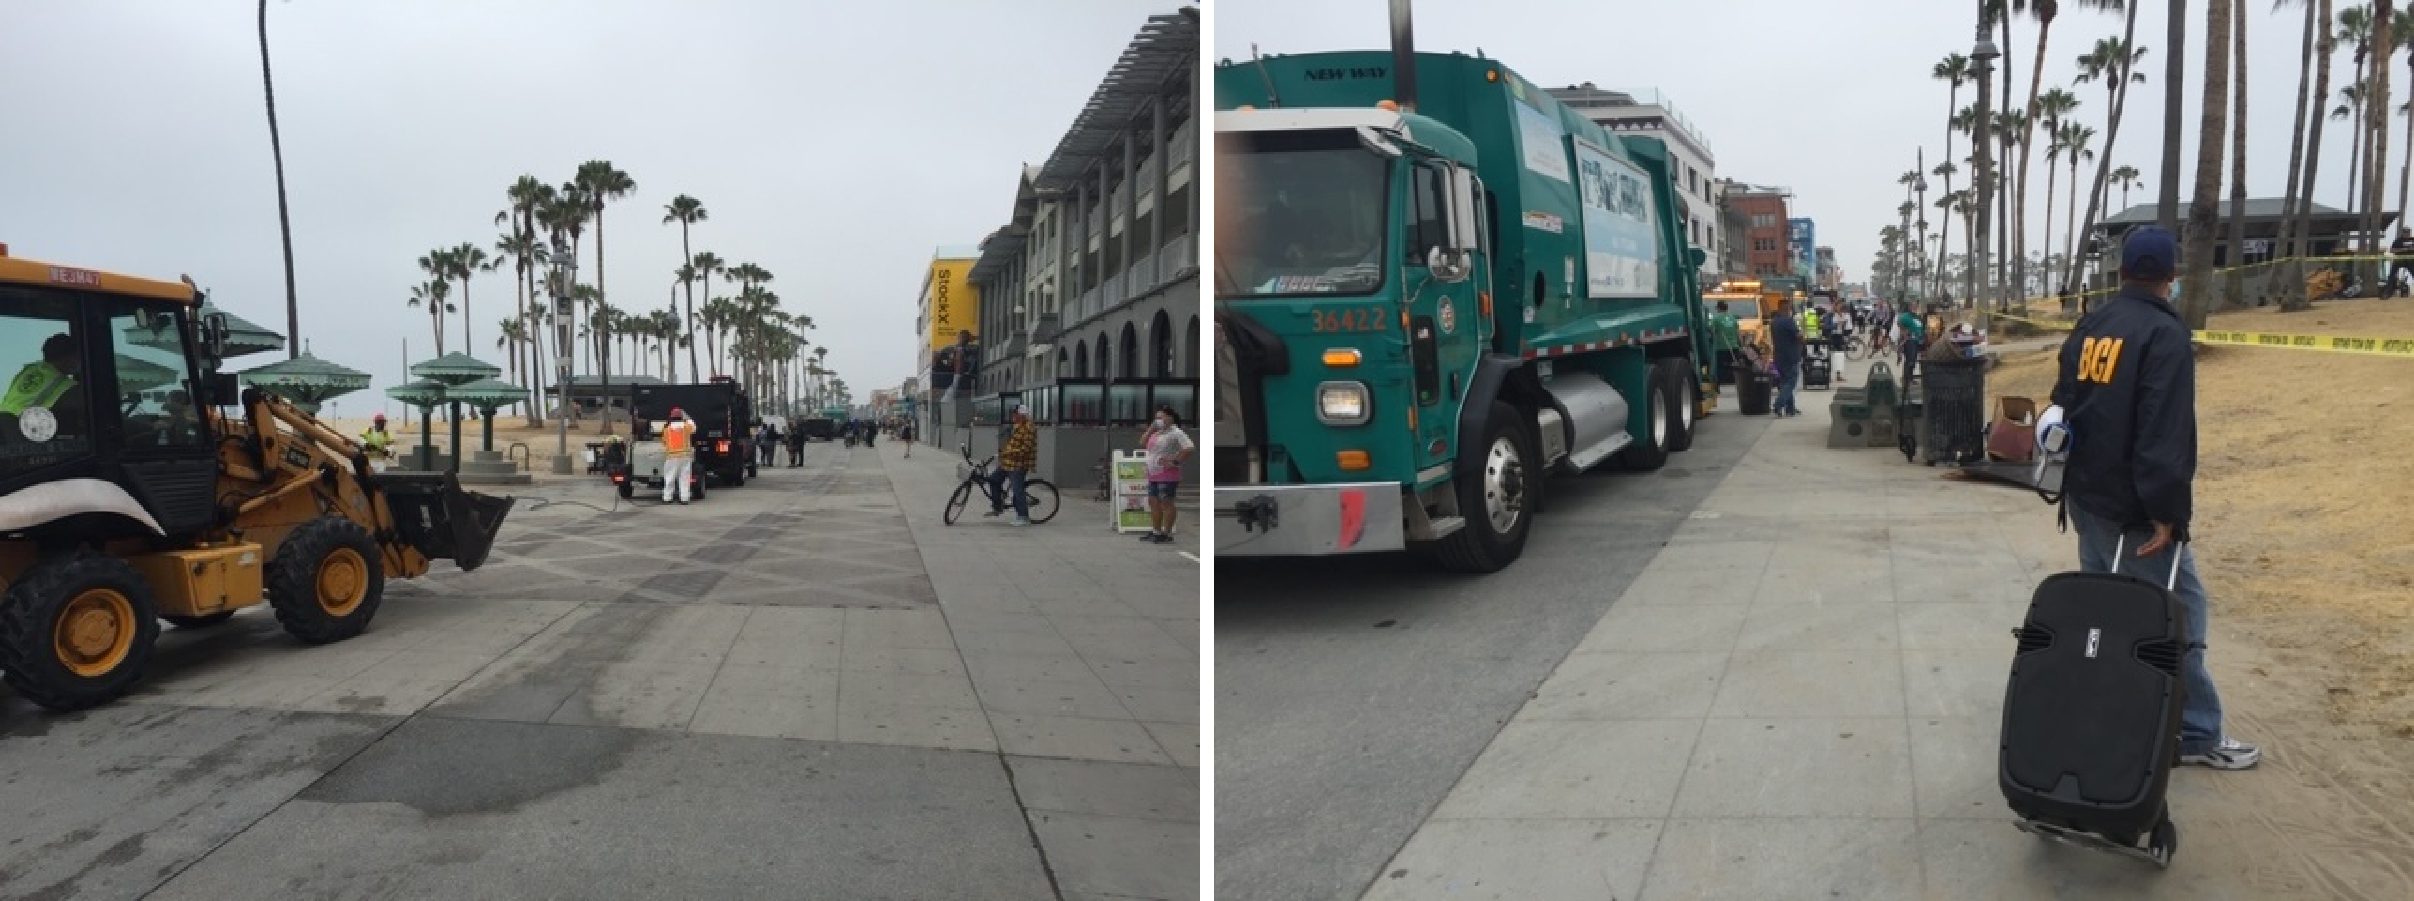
[1988,297,2414,734]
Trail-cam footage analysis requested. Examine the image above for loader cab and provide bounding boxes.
[0,280,223,539]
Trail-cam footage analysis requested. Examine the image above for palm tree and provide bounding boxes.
[417,247,456,352]
[538,185,591,370]
[662,195,709,380]
[444,241,491,351]
[496,318,528,410]
[2279,0,2325,279]
[258,0,300,358]
[2337,83,2369,222]
[2009,2,2126,317]
[2285,4,2339,314]
[1996,109,2029,308]
[2338,6,2375,224]
[2036,87,2083,294]
[2065,28,2149,295]
[690,252,727,372]
[2397,11,2414,228]
[408,280,453,354]
[498,176,554,422]
[2112,165,2143,207]
[2225,0,2254,309]
[575,162,635,432]
[2060,124,2099,275]
[2181,0,2237,328]
[2360,3,2398,271]
[1935,53,1971,295]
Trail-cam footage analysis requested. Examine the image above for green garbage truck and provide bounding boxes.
[1212,22,1716,573]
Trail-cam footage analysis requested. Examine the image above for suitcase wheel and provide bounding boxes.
[2148,818,2178,869]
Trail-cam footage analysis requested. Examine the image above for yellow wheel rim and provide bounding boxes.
[55,589,136,677]
[317,548,369,616]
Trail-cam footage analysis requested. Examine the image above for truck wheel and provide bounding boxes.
[1617,364,1674,471]
[725,463,746,487]
[266,516,385,645]
[691,472,708,500]
[617,480,634,500]
[1660,357,1697,452]
[1431,402,1534,573]
[0,550,161,711]
[162,612,236,630]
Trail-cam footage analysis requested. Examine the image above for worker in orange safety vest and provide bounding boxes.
[660,406,697,504]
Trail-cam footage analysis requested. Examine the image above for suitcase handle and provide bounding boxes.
[2111,534,2186,591]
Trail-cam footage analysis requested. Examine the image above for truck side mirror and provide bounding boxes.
[1689,247,1708,268]
[203,313,230,359]
[1446,166,1480,254]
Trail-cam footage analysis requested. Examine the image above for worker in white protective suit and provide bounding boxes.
[660,406,697,504]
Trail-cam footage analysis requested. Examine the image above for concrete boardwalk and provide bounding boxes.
[0,442,1196,900]
[1362,351,2411,901]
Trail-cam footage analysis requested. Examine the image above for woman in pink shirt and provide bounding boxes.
[1138,405,1194,544]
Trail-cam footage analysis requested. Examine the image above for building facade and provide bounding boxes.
[1548,83,1721,282]
[1787,218,1816,282]
[912,246,981,421]
[1720,182,1794,279]
[956,7,1199,486]
[1815,247,1841,291]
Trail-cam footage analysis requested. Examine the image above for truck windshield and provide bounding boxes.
[1214,129,1388,298]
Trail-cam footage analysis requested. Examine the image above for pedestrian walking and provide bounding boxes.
[986,405,1038,526]
[1768,298,1804,416]
[758,421,780,467]
[2048,224,2259,770]
[1138,405,1194,544]
[1895,304,1927,383]
[659,406,697,504]
[900,418,916,458]
[786,426,804,467]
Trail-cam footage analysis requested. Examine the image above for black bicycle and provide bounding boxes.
[944,448,1061,525]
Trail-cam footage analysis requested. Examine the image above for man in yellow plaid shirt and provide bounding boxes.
[986,404,1039,525]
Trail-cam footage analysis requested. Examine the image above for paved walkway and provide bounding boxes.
[1359,352,2413,900]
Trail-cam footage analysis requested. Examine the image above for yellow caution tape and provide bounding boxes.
[2192,329,2414,356]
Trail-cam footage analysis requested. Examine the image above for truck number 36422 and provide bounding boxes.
[1311,309,1388,332]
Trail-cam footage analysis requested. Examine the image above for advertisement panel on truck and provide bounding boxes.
[1574,139,1661,300]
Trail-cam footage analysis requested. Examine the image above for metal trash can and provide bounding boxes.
[1919,357,1987,465]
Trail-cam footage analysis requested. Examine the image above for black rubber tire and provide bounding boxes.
[944,481,974,525]
[1617,363,1674,471]
[162,612,237,630]
[0,550,161,711]
[691,472,708,500]
[1024,479,1062,524]
[617,480,634,500]
[266,516,385,645]
[724,463,746,488]
[1661,357,1697,453]
[1430,401,1535,573]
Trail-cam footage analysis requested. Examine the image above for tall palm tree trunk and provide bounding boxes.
[2066,154,2084,269]
[2066,1,2145,298]
[2279,0,2320,275]
[2160,0,2189,233]
[2287,0,2336,312]
[2225,0,2250,310]
[2181,0,2235,329]
[2364,3,2398,287]
[2043,146,2060,300]
[259,0,300,359]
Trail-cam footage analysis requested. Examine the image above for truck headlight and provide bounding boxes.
[1316,381,1371,426]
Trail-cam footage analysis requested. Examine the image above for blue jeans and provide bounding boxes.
[1774,361,1800,415]
[988,467,1028,518]
[2068,505,2225,755]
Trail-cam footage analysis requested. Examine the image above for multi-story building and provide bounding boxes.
[1719,181,1794,279]
[1815,247,1841,290]
[912,246,981,422]
[957,6,1199,485]
[1548,83,1721,281]
[1787,218,1816,282]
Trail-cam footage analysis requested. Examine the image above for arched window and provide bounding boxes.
[1074,340,1089,378]
[1096,333,1112,382]
[1119,322,1139,378]
[1057,347,1070,379]
[1185,316,1199,378]
[1150,311,1175,378]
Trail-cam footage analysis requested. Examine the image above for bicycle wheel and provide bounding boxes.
[1023,479,1061,524]
[1845,335,1870,361]
[943,481,974,525]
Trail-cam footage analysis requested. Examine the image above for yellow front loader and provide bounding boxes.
[0,251,512,711]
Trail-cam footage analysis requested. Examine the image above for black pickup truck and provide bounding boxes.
[628,377,757,486]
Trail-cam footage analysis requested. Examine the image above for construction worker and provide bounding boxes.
[360,415,394,459]
[2,333,81,417]
[1710,301,1743,385]
[660,406,698,504]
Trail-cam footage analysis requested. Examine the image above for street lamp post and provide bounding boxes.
[1970,17,2000,324]
[548,238,579,475]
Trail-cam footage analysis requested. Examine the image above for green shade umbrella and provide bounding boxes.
[408,353,502,387]
[240,351,370,415]
[112,354,180,393]
[444,378,524,452]
[122,300,285,359]
[383,379,449,470]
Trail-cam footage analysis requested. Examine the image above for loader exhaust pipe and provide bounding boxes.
[1388,0,1417,114]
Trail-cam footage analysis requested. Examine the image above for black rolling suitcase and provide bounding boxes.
[1802,355,1833,390]
[1999,536,2188,868]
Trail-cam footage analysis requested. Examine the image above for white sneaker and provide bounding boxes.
[1010,517,1030,526]
[2179,737,2261,770]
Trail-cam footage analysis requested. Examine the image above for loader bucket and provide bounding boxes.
[370,472,517,571]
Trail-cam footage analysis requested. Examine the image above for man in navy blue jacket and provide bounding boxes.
[2049,225,2258,770]
[1768,298,1804,417]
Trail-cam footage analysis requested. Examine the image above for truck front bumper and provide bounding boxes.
[1213,483,1406,557]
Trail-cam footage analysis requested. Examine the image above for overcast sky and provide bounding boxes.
[1216,0,2365,289]
[2,0,1160,416]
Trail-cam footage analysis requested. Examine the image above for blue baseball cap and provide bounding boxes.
[2121,226,2179,280]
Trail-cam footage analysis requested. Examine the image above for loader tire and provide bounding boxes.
[1,550,161,711]
[1429,402,1534,574]
[267,516,384,645]
[162,612,236,630]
